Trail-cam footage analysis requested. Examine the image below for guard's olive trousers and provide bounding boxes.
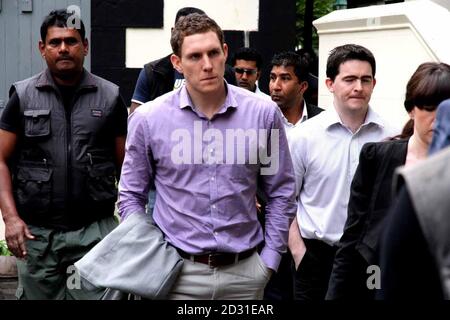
[16,216,117,300]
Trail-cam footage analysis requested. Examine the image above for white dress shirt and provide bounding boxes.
[278,100,309,140]
[288,106,398,245]
[254,86,272,101]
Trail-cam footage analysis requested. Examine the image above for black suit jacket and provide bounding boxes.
[326,139,408,300]
[305,102,323,119]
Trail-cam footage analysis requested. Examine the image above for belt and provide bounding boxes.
[177,248,256,268]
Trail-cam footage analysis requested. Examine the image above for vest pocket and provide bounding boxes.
[86,162,117,202]
[15,166,52,214]
[24,110,51,137]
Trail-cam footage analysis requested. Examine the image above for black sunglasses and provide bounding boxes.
[234,67,258,75]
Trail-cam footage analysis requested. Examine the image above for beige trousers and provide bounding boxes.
[167,251,272,300]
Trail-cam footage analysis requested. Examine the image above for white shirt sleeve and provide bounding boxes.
[288,130,307,198]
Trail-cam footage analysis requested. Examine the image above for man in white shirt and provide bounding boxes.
[288,44,397,300]
[264,51,323,300]
[269,51,323,136]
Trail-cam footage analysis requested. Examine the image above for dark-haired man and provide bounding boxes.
[264,51,323,300]
[231,47,270,99]
[0,9,128,299]
[270,51,323,137]
[288,44,396,300]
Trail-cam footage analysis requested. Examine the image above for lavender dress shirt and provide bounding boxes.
[118,84,297,271]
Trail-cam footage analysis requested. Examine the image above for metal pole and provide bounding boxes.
[244,30,250,48]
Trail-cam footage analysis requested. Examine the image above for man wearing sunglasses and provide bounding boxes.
[231,47,270,99]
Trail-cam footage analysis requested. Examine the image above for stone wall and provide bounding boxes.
[0,256,18,300]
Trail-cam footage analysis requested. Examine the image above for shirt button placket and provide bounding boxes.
[209,120,220,247]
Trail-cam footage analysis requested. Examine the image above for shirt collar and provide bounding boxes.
[363,106,386,128]
[36,68,97,92]
[323,104,386,130]
[179,81,237,115]
[278,100,309,127]
[303,101,309,120]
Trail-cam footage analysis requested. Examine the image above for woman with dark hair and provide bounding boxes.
[378,99,450,299]
[326,62,450,300]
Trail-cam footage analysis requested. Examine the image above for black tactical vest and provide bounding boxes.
[12,69,121,230]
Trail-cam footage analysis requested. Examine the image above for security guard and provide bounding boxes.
[0,9,128,299]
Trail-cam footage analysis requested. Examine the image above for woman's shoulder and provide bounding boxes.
[361,139,408,160]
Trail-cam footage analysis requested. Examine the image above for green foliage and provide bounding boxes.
[0,240,12,256]
[296,0,334,52]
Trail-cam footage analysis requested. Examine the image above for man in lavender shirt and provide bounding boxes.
[118,13,297,300]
